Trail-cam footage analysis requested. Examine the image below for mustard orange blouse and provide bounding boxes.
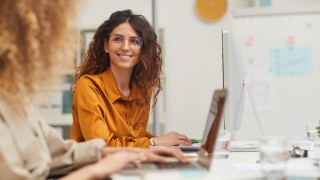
[70,68,154,147]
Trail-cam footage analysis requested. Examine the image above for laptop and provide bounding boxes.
[177,89,224,152]
[119,89,227,175]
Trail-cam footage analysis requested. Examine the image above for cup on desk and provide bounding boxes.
[259,135,289,179]
[306,123,320,150]
[214,130,231,159]
[306,123,319,141]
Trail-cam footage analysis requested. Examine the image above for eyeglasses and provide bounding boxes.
[109,34,143,49]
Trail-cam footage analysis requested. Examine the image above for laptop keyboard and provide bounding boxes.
[155,162,197,169]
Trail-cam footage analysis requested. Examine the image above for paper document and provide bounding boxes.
[230,141,259,152]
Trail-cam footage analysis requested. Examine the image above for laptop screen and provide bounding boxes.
[198,89,227,168]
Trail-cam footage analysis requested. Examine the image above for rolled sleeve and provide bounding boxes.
[145,131,155,138]
[135,137,152,148]
[72,139,105,169]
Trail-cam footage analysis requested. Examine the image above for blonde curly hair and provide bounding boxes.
[0,0,79,107]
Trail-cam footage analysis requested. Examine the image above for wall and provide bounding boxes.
[157,0,230,139]
[76,0,152,29]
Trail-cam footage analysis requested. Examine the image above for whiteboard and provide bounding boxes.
[231,8,320,140]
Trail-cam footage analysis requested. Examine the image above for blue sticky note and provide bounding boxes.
[270,46,312,77]
[260,0,272,7]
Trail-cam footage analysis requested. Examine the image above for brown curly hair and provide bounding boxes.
[0,0,79,108]
[72,9,163,106]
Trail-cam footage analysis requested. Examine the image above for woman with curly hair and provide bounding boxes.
[71,9,192,147]
[0,1,187,179]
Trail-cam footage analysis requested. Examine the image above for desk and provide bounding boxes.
[210,152,262,179]
[113,151,320,180]
[212,152,320,179]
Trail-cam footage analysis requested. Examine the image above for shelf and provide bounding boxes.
[233,6,320,17]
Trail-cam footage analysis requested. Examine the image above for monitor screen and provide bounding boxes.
[222,30,245,134]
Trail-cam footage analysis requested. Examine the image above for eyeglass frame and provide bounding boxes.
[108,33,143,49]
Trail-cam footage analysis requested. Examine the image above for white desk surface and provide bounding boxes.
[113,151,320,180]
[211,152,320,179]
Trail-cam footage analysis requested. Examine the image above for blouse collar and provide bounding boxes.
[101,68,138,103]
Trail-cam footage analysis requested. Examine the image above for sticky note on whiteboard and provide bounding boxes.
[270,46,312,77]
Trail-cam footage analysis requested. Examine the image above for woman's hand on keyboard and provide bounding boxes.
[153,131,192,146]
[143,147,188,163]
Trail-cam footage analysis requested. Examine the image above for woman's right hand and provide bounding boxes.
[61,151,146,180]
[89,151,146,179]
[89,147,188,179]
[153,131,192,146]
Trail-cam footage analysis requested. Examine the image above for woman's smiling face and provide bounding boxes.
[104,22,142,72]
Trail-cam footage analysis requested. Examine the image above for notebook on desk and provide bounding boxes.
[229,141,259,152]
[119,89,227,175]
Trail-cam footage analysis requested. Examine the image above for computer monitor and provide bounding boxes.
[222,30,245,134]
